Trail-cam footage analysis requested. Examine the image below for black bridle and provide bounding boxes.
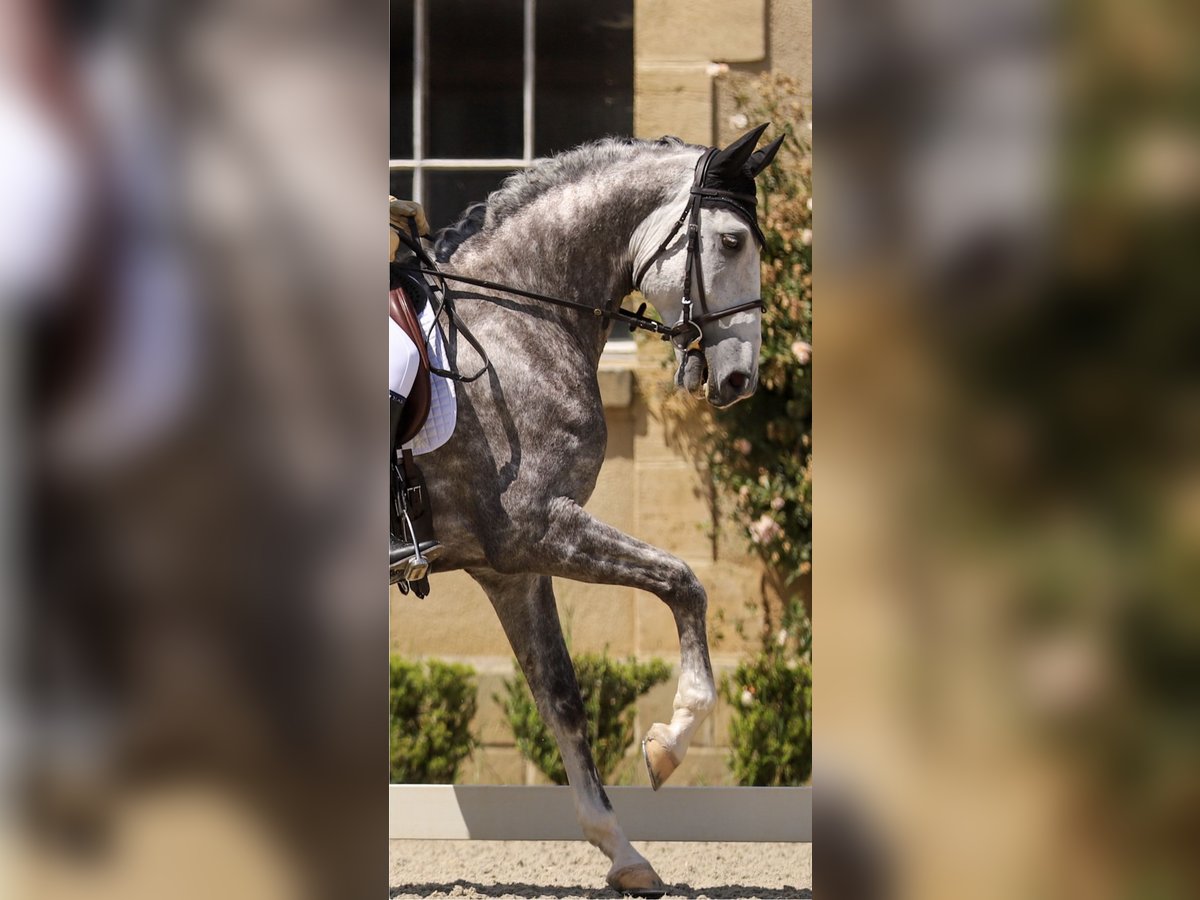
[632,146,767,351]
[394,147,766,376]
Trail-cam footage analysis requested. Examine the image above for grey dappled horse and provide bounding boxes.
[419,127,782,896]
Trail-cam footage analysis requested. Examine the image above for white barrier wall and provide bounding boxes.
[389,785,812,842]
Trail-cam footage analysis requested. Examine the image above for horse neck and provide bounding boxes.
[460,181,662,368]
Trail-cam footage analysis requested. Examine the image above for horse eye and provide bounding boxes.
[720,233,742,250]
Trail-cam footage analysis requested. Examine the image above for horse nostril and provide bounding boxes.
[727,370,751,394]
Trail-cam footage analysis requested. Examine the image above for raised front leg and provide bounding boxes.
[502,498,718,790]
[469,570,666,898]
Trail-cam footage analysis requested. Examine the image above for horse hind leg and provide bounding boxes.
[469,570,666,898]
[514,498,718,790]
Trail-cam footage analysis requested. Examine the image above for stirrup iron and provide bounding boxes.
[400,507,430,582]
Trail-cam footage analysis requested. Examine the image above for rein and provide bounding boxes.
[405,265,682,342]
[394,223,492,382]
[393,148,766,381]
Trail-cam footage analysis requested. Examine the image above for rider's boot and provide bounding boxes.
[390,391,414,575]
[390,391,442,582]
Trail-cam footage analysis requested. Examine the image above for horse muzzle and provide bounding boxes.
[709,367,757,408]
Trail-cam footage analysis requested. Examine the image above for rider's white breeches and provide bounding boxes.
[389,318,419,398]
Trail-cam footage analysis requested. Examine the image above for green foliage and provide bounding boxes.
[498,653,671,784]
[643,76,814,780]
[720,610,813,785]
[713,75,813,586]
[389,656,478,783]
[654,73,812,588]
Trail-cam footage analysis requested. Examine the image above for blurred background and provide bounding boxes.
[3,1,387,898]
[5,0,1200,897]
[388,0,813,793]
[819,0,1200,897]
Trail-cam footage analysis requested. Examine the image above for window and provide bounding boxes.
[390,0,634,231]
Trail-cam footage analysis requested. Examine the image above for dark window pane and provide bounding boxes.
[424,170,513,231]
[390,0,414,159]
[389,170,414,201]
[535,0,633,156]
[428,0,524,159]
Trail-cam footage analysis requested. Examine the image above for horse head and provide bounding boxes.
[633,125,784,408]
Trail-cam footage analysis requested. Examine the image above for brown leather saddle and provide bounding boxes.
[389,284,432,444]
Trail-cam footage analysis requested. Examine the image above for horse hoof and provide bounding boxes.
[607,862,665,898]
[641,730,679,791]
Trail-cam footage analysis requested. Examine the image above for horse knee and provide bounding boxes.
[664,561,707,611]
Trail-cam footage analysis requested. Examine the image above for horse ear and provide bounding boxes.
[711,123,770,176]
[747,134,785,177]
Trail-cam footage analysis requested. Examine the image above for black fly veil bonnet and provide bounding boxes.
[633,123,785,353]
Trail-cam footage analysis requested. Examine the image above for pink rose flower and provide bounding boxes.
[749,514,783,545]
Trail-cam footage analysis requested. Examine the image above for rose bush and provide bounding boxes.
[651,74,813,785]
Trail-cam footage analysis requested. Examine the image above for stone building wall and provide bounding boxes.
[636,0,811,144]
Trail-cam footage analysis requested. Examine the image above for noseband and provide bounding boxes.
[633,147,767,352]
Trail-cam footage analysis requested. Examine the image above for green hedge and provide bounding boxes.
[498,653,671,784]
[389,656,477,783]
[720,612,812,785]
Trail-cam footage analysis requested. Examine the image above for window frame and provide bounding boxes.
[389,0,536,208]
[390,0,637,351]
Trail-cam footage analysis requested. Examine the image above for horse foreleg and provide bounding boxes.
[469,569,666,897]
[516,498,717,790]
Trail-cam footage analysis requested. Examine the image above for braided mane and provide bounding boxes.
[433,136,695,262]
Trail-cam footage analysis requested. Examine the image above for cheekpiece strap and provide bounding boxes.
[633,148,766,291]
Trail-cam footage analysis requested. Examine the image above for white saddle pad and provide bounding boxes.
[402,299,457,456]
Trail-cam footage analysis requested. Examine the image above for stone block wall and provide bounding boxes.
[636,0,811,146]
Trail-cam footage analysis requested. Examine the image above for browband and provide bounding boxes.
[633,150,766,291]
